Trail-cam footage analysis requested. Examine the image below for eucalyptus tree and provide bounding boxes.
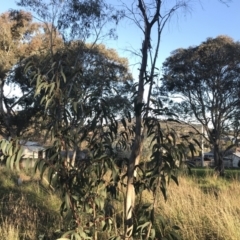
[160,36,240,175]
[17,0,122,42]
[7,0,194,239]
[9,1,136,239]
[0,10,49,138]
[120,1,193,238]
[2,0,126,142]
[0,1,232,240]
[11,40,133,170]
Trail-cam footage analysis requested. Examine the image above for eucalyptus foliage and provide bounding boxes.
[0,0,200,239]
[161,36,240,175]
[30,53,191,239]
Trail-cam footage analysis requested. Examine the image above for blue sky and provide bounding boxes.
[106,0,240,76]
[1,0,240,78]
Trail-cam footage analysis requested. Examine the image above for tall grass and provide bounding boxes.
[1,165,240,239]
[0,167,61,240]
[0,220,20,240]
[155,174,240,240]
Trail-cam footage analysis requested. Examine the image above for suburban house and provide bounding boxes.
[21,141,45,159]
[204,151,237,168]
[231,152,240,168]
[20,141,45,168]
[193,151,234,168]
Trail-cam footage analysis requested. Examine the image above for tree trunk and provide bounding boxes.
[124,1,161,239]
[0,78,15,138]
[213,142,224,176]
[125,135,143,238]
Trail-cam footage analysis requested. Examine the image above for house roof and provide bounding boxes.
[20,141,41,146]
[204,151,214,156]
[21,141,45,158]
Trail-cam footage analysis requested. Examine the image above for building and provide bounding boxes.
[231,152,240,168]
[20,141,45,168]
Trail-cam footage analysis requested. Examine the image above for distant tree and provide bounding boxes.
[17,0,122,41]
[160,36,240,175]
[1,0,123,139]
[17,41,134,160]
[0,11,46,138]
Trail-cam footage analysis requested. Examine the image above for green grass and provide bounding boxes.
[185,166,240,179]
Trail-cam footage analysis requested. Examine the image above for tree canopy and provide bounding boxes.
[13,1,188,239]
[161,35,240,174]
[0,10,50,138]
[0,0,233,239]
[0,2,132,139]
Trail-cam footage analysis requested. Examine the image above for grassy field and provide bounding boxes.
[1,167,240,239]
[152,169,240,240]
[188,167,240,179]
[0,168,61,240]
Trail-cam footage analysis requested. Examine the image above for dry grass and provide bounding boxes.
[153,175,240,240]
[0,167,62,240]
[0,220,20,240]
[1,164,240,240]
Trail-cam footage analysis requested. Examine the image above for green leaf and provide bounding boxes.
[34,82,46,97]
[136,221,151,232]
[1,139,8,155]
[34,158,40,173]
[38,160,45,174]
[121,118,127,130]
[171,175,179,186]
[15,149,23,171]
[51,171,58,189]
[102,222,108,231]
[6,156,11,169]
[45,98,52,109]
[60,66,67,83]
[23,61,32,73]
[10,154,15,169]
[7,142,13,156]
[127,111,131,122]
[172,225,181,230]
[16,147,23,163]
[99,198,104,211]
[73,102,78,113]
[150,228,156,240]
[158,215,166,228]
[65,193,71,210]
[36,72,41,86]
[141,203,152,209]
[150,207,155,223]
[169,231,181,240]
[47,167,54,184]
[77,226,91,239]
[192,138,201,149]
[160,185,167,201]
[72,232,82,240]
[49,82,55,95]
[40,164,48,179]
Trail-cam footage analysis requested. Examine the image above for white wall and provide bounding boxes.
[232,155,240,168]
